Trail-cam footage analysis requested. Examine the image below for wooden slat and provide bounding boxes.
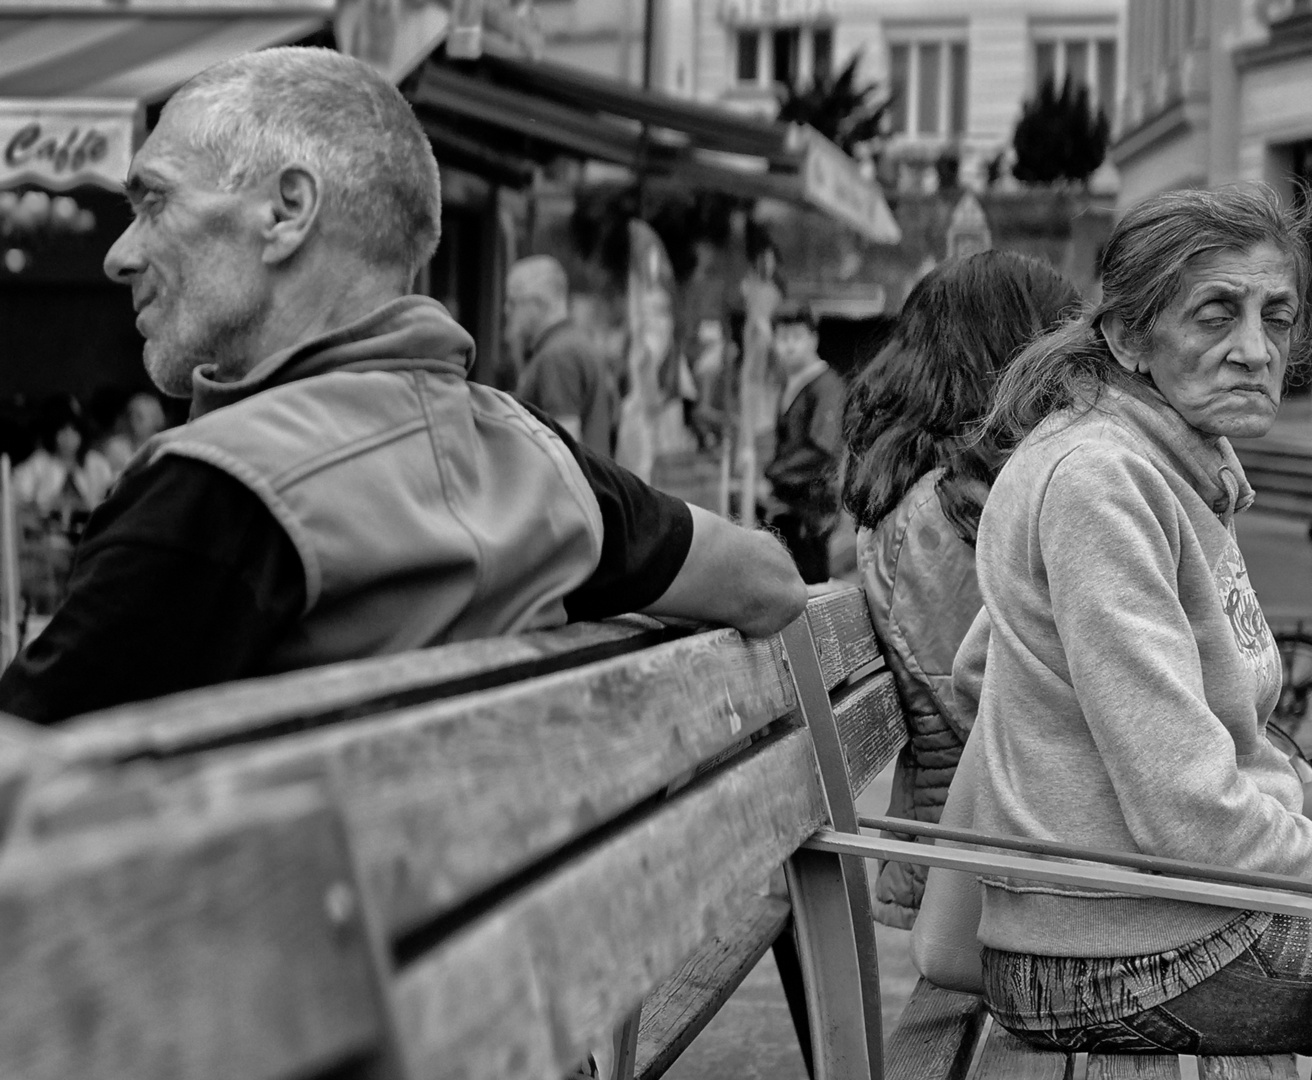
[28,630,798,939]
[633,892,791,1080]
[975,1027,1072,1080]
[832,670,906,798]
[54,616,682,765]
[884,979,987,1080]
[803,586,882,691]
[0,787,383,1080]
[1088,1054,1181,1078]
[1197,1056,1301,1079]
[390,727,827,1080]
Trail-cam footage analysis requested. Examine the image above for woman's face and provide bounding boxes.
[1129,243,1299,439]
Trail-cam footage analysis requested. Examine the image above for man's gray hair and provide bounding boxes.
[172,46,441,279]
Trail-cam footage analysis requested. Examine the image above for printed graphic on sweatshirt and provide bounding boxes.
[1216,530,1280,712]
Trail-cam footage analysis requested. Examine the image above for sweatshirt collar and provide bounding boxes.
[189,296,476,419]
[1094,377,1254,524]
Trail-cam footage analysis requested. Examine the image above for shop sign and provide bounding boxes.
[0,101,138,192]
[800,130,901,245]
[720,0,834,27]
[336,0,451,82]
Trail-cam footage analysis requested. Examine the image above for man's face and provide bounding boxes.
[104,99,271,396]
[503,274,548,356]
[773,321,819,377]
[1133,243,1297,440]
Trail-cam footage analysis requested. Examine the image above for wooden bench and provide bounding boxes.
[0,586,1307,1080]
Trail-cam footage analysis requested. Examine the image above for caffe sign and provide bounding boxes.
[0,100,138,192]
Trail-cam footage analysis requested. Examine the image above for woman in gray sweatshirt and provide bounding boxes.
[959,185,1312,1054]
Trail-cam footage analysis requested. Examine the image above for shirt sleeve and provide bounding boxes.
[0,456,305,724]
[1037,446,1312,874]
[522,405,694,621]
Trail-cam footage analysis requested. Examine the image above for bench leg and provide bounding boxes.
[787,847,881,1080]
[611,1007,641,1080]
[772,920,816,1080]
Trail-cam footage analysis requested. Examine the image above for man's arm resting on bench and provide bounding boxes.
[642,504,807,638]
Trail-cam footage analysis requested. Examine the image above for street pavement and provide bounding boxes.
[664,398,1312,1080]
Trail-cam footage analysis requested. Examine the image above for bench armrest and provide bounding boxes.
[804,829,1312,919]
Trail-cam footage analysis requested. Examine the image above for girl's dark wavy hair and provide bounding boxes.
[841,251,1080,544]
[980,184,1312,451]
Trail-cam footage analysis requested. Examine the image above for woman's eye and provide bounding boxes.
[1197,306,1231,325]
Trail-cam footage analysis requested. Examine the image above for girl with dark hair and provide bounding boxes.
[841,251,1080,928]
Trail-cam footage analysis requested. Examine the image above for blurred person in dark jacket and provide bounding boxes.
[762,302,843,583]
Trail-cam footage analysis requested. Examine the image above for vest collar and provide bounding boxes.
[189,296,476,418]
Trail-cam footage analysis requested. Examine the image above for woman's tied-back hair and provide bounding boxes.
[169,47,441,281]
[983,184,1312,449]
[841,251,1080,544]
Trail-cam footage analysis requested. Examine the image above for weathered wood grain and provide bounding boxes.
[390,728,827,1080]
[803,586,882,691]
[884,979,987,1080]
[1197,1056,1301,1080]
[28,630,798,937]
[633,892,791,1080]
[1087,1054,1181,1079]
[54,616,682,765]
[832,670,906,799]
[0,787,382,1080]
[974,1027,1073,1080]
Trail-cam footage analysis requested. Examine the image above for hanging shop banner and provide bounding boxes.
[335,0,450,83]
[799,128,901,245]
[0,100,139,192]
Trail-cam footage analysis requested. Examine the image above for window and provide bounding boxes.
[813,26,833,83]
[888,43,909,134]
[773,28,800,87]
[732,24,833,89]
[886,36,968,138]
[737,30,759,83]
[1033,37,1117,119]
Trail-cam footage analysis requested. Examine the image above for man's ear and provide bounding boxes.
[262,165,320,266]
[1101,313,1149,375]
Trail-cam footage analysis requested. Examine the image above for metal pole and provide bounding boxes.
[0,455,18,667]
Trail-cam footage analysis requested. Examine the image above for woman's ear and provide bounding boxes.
[1101,314,1149,375]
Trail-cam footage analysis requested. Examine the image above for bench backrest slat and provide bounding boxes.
[30,630,798,940]
[831,670,906,800]
[389,727,827,1080]
[799,587,883,691]
[0,787,383,1080]
[1196,1057,1301,1080]
[57,617,683,766]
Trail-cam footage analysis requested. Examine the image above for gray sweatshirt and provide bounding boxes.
[958,377,1307,957]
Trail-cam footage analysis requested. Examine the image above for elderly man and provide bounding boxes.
[0,47,805,724]
[505,255,613,456]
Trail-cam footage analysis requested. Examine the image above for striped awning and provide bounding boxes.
[0,6,330,189]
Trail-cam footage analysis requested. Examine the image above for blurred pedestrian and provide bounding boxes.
[762,302,843,583]
[840,251,1079,928]
[11,397,114,526]
[505,255,614,457]
[100,391,167,474]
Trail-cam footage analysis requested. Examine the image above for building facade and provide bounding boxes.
[537,0,1125,190]
[1114,0,1312,208]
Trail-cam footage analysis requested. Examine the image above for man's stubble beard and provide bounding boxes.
[143,295,271,398]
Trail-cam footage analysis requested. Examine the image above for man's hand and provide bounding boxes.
[642,504,807,637]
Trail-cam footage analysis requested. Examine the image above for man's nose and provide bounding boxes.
[103,219,143,283]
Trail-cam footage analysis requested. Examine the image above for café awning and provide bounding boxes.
[409,52,901,245]
[0,3,332,190]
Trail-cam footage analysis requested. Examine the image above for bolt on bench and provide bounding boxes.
[0,587,1307,1080]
